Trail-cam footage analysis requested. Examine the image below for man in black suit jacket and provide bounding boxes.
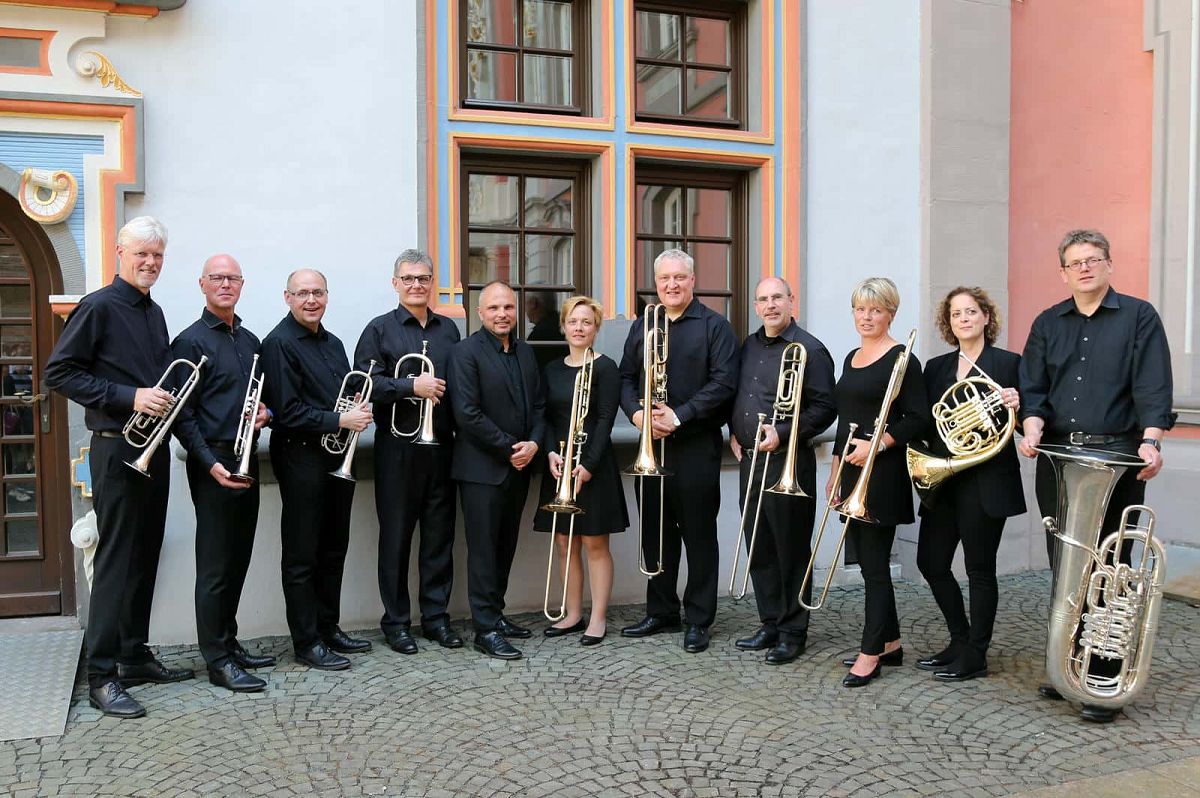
[451,281,546,659]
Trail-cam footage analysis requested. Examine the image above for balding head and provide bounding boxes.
[754,276,794,337]
[199,253,244,320]
[284,268,329,332]
[477,280,517,343]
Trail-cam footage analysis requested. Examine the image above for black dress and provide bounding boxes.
[533,354,629,535]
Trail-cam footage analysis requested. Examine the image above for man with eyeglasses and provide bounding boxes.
[1018,228,1175,723]
[354,250,463,655]
[261,269,374,671]
[171,254,274,693]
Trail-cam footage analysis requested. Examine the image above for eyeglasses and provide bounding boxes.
[205,274,244,285]
[288,289,328,300]
[397,274,433,286]
[1063,256,1108,272]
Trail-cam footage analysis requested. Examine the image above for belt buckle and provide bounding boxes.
[1068,432,1085,446]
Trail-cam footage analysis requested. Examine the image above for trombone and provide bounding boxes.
[228,354,265,485]
[727,342,808,600]
[392,340,439,445]
[624,303,670,577]
[123,355,208,477]
[322,360,375,482]
[542,348,594,621]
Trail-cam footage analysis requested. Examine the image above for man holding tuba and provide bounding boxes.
[261,269,374,671]
[46,216,194,718]
[728,277,836,665]
[354,249,463,655]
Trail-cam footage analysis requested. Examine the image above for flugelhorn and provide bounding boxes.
[905,351,1014,506]
[322,360,375,482]
[797,424,858,611]
[123,355,208,477]
[392,340,438,445]
[624,304,670,577]
[542,348,594,621]
[229,354,265,484]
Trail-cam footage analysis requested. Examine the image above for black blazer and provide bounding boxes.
[919,344,1026,519]
[450,330,546,485]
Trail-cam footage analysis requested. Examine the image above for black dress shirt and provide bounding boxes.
[487,331,528,430]
[45,275,171,433]
[260,314,352,434]
[354,305,461,441]
[1019,288,1175,435]
[170,308,262,470]
[730,321,837,450]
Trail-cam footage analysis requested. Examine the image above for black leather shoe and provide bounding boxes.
[386,629,419,655]
[842,648,903,667]
[422,623,464,649]
[474,631,522,660]
[1080,704,1119,724]
[496,617,532,639]
[544,618,587,638]
[1038,683,1064,700]
[735,626,778,651]
[580,631,606,647]
[916,644,959,671]
[324,627,372,654]
[683,625,710,653]
[620,616,682,638]
[208,661,266,693]
[296,642,351,671]
[88,681,146,718]
[117,659,194,687]
[230,640,276,670]
[842,662,882,688]
[933,662,988,682]
[765,640,806,665]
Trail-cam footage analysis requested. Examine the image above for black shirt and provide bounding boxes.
[260,313,352,434]
[1019,288,1175,436]
[44,275,171,433]
[170,308,262,470]
[731,320,837,450]
[487,330,528,429]
[354,304,460,442]
[619,297,739,434]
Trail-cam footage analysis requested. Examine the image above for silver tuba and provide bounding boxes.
[322,360,375,481]
[392,341,438,445]
[123,356,208,477]
[1038,444,1166,710]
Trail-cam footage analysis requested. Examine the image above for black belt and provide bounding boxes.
[1052,432,1141,446]
[92,430,124,439]
[207,439,238,449]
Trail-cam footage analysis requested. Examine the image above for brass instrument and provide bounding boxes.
[624,304,670,577]
[906,351,1015,505]
[728,342,809,600]
[1039,444,1166,710]
[122,356,208,476]
[797,424,858,610]
[392,340,438,445]
[229,354,265,484]
[322,360,375,482]
[542,348,594,622]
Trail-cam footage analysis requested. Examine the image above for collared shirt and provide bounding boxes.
[45,275,171,433]
[353,304,461,441]
[730,320,838,450]
[260,313,352,434]
[1020,287,1175,435]
[170,308,262,470]
[619,297,739,433]
[486,329,527,428]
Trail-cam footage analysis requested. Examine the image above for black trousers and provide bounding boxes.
[637,431,722,628]
[459,468,531,632]
[86,434,170,688]
[916,480,1005,665]
[736,449,815,641]
[375,437,456,635]
[270,433,356,652]
[186,445,260,668]
[845,520,898,655]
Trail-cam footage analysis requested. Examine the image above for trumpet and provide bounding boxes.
[322,360,375,482]
[624,304,670,577]
[728,342,808,600]
[542,348,594,621]
[123,356,208,477]
[392,341,438,445]
[228,354,265,485]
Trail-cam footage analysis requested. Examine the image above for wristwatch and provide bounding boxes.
[1141,437,1161,452]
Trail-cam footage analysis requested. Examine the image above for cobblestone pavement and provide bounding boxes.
[2,571,1198,797]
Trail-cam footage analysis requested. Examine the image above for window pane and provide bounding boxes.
[636,65,681,116]
[0,286,30,319]
[467,232,520,284]
[698,294,730,318]
[523,54,572,106]
[637,184,684,236]
[685,16,730,65]
[0,326,30,359]
[524,290,571,342]
[5,480,35,515]
[692,242,731,291]
[4,443,33,476]
[466,49,518,102]
[3,405,33,436]
[468,174,520,227]
[466,0,518,45]
[0,243,27,278]
[686,69,730,119]
[2,365,33,397]
[523,0,572,49]
[525,235,573,285]
[636,11,680,60]
[686,188,731,237]
[524,177,574,230]
[5,518,37,555]
[466,288,483,335]
[636,239,683,290]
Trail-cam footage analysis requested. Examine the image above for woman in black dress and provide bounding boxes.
[831,277,930,687]
[534,296,628,645]
[915,287,1024,681]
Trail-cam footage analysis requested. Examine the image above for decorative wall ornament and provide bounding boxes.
[70,445,92,499]
[75,50,142,97]
[18,168,79,224]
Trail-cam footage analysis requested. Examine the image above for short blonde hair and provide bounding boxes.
[560,295,603,329]
[850,277,900,316]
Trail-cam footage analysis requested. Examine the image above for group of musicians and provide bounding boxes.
[45,219,1174,725]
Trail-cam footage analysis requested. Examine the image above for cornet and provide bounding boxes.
[123,356,208,477]
[322,360,375,482]
[624,304,670,577]
[228,354,265,484]
[392,341,438,445]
